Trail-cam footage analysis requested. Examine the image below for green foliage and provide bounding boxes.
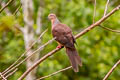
[0,15,16,32]
[0,0,120,80]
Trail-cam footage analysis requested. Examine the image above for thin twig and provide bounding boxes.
[37,66,72,80]
[13,3,22,15]
[93,0,96,23]
[18,5,120,80]
[18,45,60,80]
[3,34,54,77]
[1,1,11,15]
[104,0,110,16]
[5,68,18,79]
[0,73,7,80]
[75,5,120,39]
[0,0,14,13]
[99,25,120,33]
[103,60,120,80]
[2,29,48,76]
[14,24,24,32]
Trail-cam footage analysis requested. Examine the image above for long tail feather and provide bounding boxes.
[65,47,82,72]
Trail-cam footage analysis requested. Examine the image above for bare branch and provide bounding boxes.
[93,0,96,23]
[1,1,11,15]
[104,0,110,16]
[103,60,120,80]
[18,45,59,80]
[99,25,120,33]
[37,66,72,80]
[5,68,18,79]
[0,0,14,13]
[2,29,48,76]
[75,5,120,39]
[13,3,22,15]
[14,24,24,32]
[3,31,53,77]
[0,73,7,80]
[18,5,120,80]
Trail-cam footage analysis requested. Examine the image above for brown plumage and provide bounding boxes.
[48,13,82,72]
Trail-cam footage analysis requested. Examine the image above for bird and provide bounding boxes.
[48,13,82,72]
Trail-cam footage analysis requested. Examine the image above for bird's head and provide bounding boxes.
[48,13,57,21]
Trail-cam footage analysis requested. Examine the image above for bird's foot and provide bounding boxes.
[56,45,64,49]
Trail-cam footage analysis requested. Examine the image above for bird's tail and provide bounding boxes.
[65,47,82,72]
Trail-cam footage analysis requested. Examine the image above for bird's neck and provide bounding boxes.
[51,18,60,27]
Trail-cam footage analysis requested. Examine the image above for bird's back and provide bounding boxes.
[52,23,75,48]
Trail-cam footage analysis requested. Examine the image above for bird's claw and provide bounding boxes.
[56,45,64,48]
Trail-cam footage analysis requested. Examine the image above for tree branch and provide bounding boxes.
[18,4,120,80]
[37,66,72,80]
[14,24,24,32]
[104,0,110,16]
[99,25,120,33]
[13,3,22,15]
[0,73,7,80]
[1,1,11,15]
[2,31,53,78]
[5,68,18,79]
[75,5,120,39]
[0,0,14,13]
[103,60,120,80]
[1,29,48,76]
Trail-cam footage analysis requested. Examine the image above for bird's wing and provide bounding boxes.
[52,23,75,49]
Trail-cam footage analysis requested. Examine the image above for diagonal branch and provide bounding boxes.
[37,66,72,80]
[1,29,48,76]
[75,5,120,39]
[0,73,7,80]
[14,24,24,32]
[18,46,60,80]
[0,0,14,13]
[18,4,120,80]
[104,0,110,16]
[99,25,120,33]
[5,68,18,79]
[2,33,54,77]
[13,3,22,15]
[103,60,120,80]
[1,0,11,15]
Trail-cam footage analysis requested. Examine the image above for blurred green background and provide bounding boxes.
[0,0,120,80]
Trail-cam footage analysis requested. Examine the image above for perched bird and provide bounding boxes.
[48,13,82,72]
